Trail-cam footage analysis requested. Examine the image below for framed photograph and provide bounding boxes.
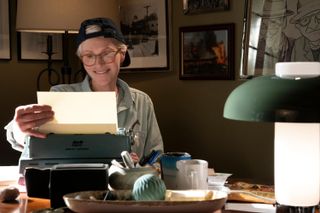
[241,0,320,77]
[183,0,230,15]
[17,32,63,60]
[180,23,235,80]
[119,0,169,71]
[0,0,11,60]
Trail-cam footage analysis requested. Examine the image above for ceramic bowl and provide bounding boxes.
[108,165,159,190]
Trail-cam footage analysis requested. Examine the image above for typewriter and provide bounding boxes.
[19,131,132,174]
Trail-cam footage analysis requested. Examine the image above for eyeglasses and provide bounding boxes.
[80,48,122,66]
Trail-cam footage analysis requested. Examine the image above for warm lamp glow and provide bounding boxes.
[274,123,320,206]
[223,62,320,211]
[16,0,120,33]
[15,0,121,89]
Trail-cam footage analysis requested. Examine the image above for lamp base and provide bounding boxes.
[276,204,317,213]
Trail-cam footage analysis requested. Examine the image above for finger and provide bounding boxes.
[15,105,53,124]
[26,129,48,139]
[15,104,52,115]
[16,110,54,124]
[18,117,54,133]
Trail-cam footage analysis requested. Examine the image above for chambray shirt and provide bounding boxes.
[5,76,163,159]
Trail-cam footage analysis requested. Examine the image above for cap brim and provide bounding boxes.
[121,51,130,67]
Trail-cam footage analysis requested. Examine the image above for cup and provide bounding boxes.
[176,159,208,190]
[160,152,191,189]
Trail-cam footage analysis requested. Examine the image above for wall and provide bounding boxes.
[0,0,274,183]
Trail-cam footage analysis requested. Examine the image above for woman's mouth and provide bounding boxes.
[94,69,109,74]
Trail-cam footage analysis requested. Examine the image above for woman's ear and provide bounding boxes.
[120,51,126,64]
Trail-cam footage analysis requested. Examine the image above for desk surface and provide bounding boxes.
[0,191,252,213]
[0,194,245,213]
[0,193,50,213]
[0,166,266,213]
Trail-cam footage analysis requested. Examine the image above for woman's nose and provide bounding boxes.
[96,55,106,65]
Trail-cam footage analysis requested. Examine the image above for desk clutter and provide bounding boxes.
[227,181,275,204]
[16,151,231,211]
[1,151,278,212]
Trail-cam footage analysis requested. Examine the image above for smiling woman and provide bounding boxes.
[5,17,164,171]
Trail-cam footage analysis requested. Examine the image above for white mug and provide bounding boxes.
[176,159,208,190]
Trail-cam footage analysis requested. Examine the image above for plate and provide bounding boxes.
[63,190,227,213]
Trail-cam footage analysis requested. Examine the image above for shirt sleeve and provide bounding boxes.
[143,97,164,157]
[4,121,26,152]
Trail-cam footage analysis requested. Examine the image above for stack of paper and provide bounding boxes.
[225,203,276,213]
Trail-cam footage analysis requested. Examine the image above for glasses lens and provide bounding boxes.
[101,52,117,64]
[82,54,95,66]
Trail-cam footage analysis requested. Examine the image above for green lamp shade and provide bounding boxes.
[223,75,320,123]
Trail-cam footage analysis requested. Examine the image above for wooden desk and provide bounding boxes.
[0,193,50,213]
[0,193,257,213]
[0,166,258,212]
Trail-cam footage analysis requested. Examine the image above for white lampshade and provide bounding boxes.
[16,0,120,33]
[275,123,320,206]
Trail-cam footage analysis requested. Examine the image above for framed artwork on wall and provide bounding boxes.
[119,0,169,72]
[241,0,320,78]
[17,32,63,60]
[179,23,235,80]
[0,0,11,60]
[183,0,230,15]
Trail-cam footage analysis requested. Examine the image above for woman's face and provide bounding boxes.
[80,37,125,89]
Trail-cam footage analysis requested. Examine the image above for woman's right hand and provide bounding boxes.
[14,104,54,138]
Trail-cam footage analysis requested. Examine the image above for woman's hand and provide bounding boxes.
[14,104,54,138]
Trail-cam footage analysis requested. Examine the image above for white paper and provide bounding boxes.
[37,92,118,134]
[224,203,275,213]
[0,166,19,186]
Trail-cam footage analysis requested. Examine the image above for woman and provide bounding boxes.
[5,17,163,162]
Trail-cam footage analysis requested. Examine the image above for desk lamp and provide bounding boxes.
[224,62,320,212]
[16,0,119,88]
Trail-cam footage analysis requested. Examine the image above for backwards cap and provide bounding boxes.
[76,17,130,67]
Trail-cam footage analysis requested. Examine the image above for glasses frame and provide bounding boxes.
[80,48,122,66]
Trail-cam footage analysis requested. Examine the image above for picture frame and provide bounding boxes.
[17,32,63,60]
[240,0,320,78]
[179,23,235,80]
[119,0,169,72]
[183,0,230,15]
[0,0,11,60]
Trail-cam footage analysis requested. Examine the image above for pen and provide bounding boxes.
[147,150,161,165]
[139,150,156,166]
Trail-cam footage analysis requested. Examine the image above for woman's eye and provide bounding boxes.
[102,52,114,57]
[86,55,94,59]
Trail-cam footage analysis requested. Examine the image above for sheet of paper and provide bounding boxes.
[225,203,275,213]
[37,92,118,134]
[0,166,26,192]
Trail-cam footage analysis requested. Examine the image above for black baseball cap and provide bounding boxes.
[76,17,130,67]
